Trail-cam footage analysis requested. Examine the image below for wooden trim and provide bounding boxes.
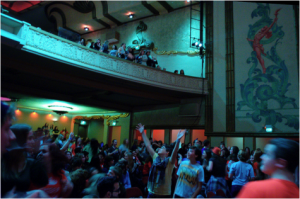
[205,132,299,137]
[253,137,256,150]
[158,1,174,13]
[101,1,122,26]
[141,1,160,15]
[130,125,205,129]
[205,1,214,134]
[225,1,235,133]
[243,137,245,149]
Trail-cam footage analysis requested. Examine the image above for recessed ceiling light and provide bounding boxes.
[84,27,89,31]
[128,14,134,19]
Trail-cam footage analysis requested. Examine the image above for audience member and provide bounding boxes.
[137,123,185,197]
[89,42,94,49]
[79,38,86,46]
[179,69,185,75]
[118,43,126,58]
[202,139,210,153]
[126,47,135,61]
[94,39,101,51]
[119,138,129,154]
[101,40,109,54]
[108,139,119,164]
[229,150,255,197]
[174,146,204,198]
[237,138,299,198]
[97,176,120,198]
[109,45,118,57]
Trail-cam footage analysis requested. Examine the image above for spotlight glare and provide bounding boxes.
[84,27,89,31]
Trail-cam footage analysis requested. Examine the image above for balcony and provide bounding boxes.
[1,13,208,112]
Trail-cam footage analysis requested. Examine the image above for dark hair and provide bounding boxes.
[115,159,128,171]
[203,139,210,147]
[220,141,225,146]
[90,139,99,156]
[253,148,263,163]
[71,157,82,170]
[97,176,118,198]
[174,70,178,74]
[90,155,102,172]
[70,168,89,197]
[229,153,238,162]
[75,147,82,154]
[112,45,118,50]
[231,146,239,155]
[180,69,185,75]
[189,146,202,161]
[1,102,15,125]
[269,138,299,173]
[10,124,32,147]
[244,147,251,159]
[120,43,125,47]
[238,150,248,162]
[104,155,114,168]
[203,148,211,162]
[48,143,68,176]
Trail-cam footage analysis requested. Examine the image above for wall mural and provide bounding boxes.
[237,3,299,131]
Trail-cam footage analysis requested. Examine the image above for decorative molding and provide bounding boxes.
[19,26,207,94]
[101,1,122,26]
[73,113,130,126]
[152,47,203,56]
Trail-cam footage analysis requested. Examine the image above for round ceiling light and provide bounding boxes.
[128,14,134,19]
[84,27,89,31]
[48,105,73,111]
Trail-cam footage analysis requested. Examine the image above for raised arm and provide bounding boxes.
[170,129,186,165]
[60,132,74,151]
[136,123,155,157]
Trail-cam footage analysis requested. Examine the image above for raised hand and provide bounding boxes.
[136,123,144,133]
[177,129,187,141]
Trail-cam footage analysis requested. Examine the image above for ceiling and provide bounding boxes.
[2,93,118,116]
[2,1,198,35]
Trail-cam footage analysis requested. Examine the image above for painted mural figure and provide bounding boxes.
[247,9,281,74]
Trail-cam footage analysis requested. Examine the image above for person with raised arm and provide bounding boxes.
[136,123,186,198]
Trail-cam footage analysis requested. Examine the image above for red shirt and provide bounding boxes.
[31,171,67,198]
[237,178,299,198]
[252,162,258,177]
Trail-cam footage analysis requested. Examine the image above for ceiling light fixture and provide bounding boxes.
[128,14,134,19]
[48,105,73,111]
[84,27,89,31]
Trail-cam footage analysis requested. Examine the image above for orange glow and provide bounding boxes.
[81,24,93,31]
[30,112,38,118]
[46,113,53,120]
[15,109,21,116]
[124,11,135,16]
[152,129,165,143]
[60,115,68,122]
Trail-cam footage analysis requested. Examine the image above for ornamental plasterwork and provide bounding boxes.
[22,26,207,94]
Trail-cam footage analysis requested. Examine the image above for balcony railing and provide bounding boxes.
[1,13,208,95]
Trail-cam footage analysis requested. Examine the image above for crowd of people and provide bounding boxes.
[78,38,174,72]
[1,101,299,198]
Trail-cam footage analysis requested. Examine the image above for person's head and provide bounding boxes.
[10,124,34,152]
[229,153,238,162]
[146,50,150,56]
[71,157,83,171]
[260,138,299,175]
[75,153,86,164]
[38,143,68,175]
[65,151,72,161]
[253,148,263,163]
[107,166,122,180]
[83,151,89,162]
[70,168,89,194]
[187,142,192,148]
[1,102,16,156]
[174,70,178,74]
[212,147,221,157]
[97,39,101,43]
[121,43,126,49]
[89,167,99,177]
[220,141,225,150]
[230,146,239,155]
[187,146,201,161]
[74,147,82,154]
[180,69,185,75]
[75,136,82,146]
[97,176,120,198]
[112,45,117,50]
[237,150,248,162]
[202,148,211,161]
[140,141,145,147]
[112,139,117,147]
[104,155,114,167]
[157,145,171,159]
[99,151,105,163]
[203,139,210,148]
[244,147,251,158]
[123,138,129,146]
[139,50,144,56]
[250,155,254,164]
[104,40,109,45]
[115,159,128,174]
[81,38,85,44]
